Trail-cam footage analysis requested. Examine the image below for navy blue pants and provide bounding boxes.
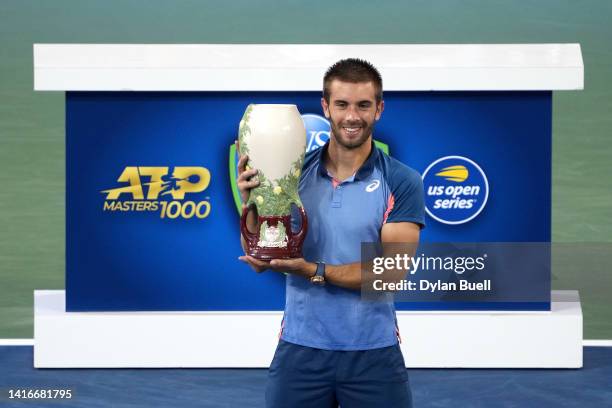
[266,340,412,408]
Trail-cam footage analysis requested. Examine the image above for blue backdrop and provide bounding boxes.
[66,91,551,311]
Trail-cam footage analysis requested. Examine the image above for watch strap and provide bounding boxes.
[315,262,325,278]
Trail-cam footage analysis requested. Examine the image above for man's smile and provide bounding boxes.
[342,124,364,137]
[344,126,360,133]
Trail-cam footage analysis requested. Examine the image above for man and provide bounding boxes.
[238,58,425,408]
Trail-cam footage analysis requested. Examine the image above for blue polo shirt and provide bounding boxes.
[280,141,425,350]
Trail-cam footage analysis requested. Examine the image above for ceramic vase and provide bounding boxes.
[238,104,308,259]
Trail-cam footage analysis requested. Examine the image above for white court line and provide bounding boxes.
[583,340,612,347]
[0,339,611,346]
[0,339,34,346]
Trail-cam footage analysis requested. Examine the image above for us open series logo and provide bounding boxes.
[422,156,489,225]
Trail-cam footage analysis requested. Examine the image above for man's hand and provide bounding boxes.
[238,255,316,279]
[236,140,260,205]
[238,255,271,273]
[269,258,316,279]
[236,140,260,253]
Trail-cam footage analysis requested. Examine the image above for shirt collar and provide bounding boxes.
[316,140,379,181]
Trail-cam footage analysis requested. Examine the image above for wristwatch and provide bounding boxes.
[310,262,326,285]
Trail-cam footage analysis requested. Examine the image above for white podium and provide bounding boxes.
[34,290,582,368]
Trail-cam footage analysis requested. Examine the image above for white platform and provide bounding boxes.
[33,44,583,91]
[34,290,582,368]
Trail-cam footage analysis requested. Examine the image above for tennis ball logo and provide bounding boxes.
[422,156,489,225]
[302,114,331,153]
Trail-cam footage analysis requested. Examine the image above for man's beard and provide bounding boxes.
[329,119,375,150]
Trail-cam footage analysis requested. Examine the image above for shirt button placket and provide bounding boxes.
[331,185,343,208]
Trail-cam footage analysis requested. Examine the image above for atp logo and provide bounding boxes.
[422,156,489,225]
[101,166,212,219]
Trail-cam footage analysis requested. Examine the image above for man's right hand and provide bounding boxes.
[236,140,263,263]
[236,141,260,206]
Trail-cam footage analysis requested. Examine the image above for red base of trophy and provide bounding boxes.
[240,207,308,260]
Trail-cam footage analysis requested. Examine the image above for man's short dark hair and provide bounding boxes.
[323,58,383,103]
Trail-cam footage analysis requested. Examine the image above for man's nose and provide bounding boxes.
[345,105,359,121]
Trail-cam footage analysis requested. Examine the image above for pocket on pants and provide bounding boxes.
[268,340,290,376]
[386,345,409,382]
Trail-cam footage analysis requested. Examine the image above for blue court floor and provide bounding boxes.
[1,346,610,407]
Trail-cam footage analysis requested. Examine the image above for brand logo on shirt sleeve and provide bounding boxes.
[366,179,381,192]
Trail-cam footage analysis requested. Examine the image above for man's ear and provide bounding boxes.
[375,100,384,121]
[321,97,330,119]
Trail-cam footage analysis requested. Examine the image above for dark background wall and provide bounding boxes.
[1,0,610,338]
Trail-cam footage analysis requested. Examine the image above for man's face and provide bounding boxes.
[322,80,384,149]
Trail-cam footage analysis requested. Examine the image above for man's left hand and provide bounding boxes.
[238,255,271,273]
[239,256,316,279]
[269,258,316,279]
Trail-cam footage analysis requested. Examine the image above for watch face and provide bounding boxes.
[311,275,325,285]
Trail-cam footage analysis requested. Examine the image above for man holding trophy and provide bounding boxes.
[238,59,425,408]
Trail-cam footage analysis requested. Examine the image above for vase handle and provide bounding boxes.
[240,205,258,245]
[291,206,308,248]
